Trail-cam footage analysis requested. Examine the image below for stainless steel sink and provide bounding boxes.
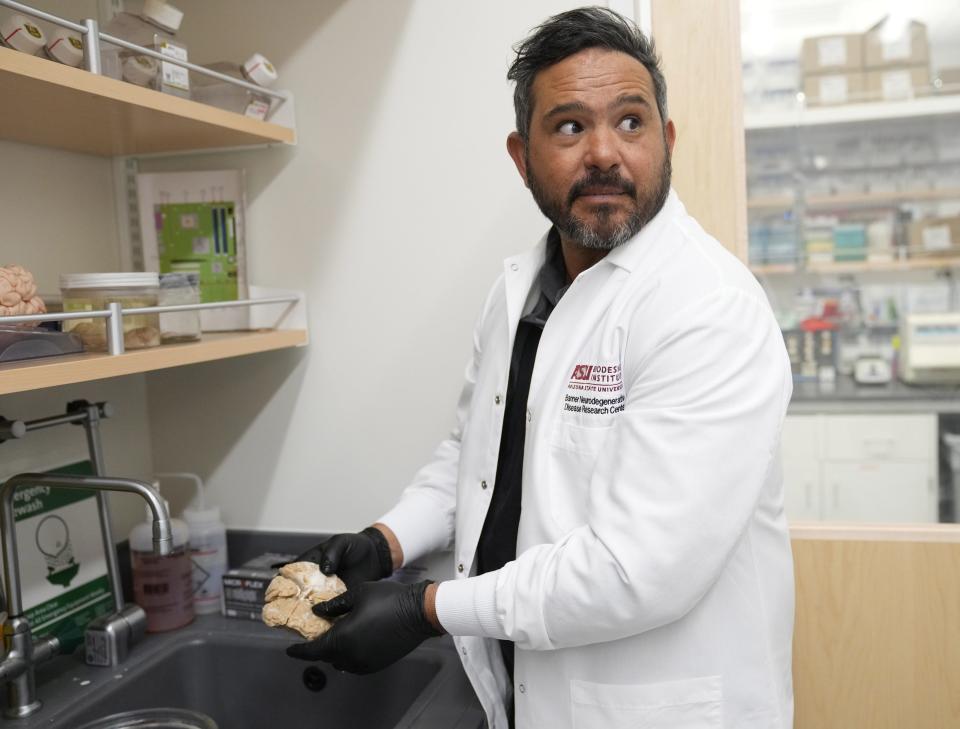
[7,616,484,729]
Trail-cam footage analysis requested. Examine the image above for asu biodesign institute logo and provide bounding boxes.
[565,362,626,415]
[568,362,624,392]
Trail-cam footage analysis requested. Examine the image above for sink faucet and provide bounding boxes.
[0,473,173,719]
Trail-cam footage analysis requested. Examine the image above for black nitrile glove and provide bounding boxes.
[285,580,443,674]
[287,527,393,588]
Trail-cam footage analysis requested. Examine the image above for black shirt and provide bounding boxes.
[475,229,569,693]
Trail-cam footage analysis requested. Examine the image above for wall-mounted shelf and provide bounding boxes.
[751,257,960,276]
[748,188,960,212]
[745,94,960,131]
[0,47,295,156]
[0,329,307,395]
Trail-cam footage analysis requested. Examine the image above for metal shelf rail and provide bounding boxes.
[0,295,301,356]
[0,0,287,114]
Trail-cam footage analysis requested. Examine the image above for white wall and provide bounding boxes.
[143,0,582,530]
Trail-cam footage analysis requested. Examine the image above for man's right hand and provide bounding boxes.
[292,526,396,588]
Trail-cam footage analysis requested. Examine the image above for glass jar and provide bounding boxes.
[191,53,279,121]
[60,273,161,352]
[159,272,201,343]
[100,0,190,98]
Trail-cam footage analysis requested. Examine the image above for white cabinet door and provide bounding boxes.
[822,460,937,523]
[783,463,822,521]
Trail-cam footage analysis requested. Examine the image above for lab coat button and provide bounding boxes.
[481,480,488,490]
[457,563,464,573]
[461,646,468,656]
[510,263,519,271]
[495,394,502,405]
[518,683,526,694]
[525,409,532,422]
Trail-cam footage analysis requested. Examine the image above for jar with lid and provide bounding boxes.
[100,0,190,98]
[43,28,85,68]
[191,53,279,121]
[60,273,161,351]
[1,14,46,56]
[159,272,201,343]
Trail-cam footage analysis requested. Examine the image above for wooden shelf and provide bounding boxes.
[0,47,295,156]
[0,329,307,395]
[806,188,960,209]
[747,195,795,210]
[751,257,960,276]
[745,93,960,131]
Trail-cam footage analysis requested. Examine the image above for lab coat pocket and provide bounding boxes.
[547,421,613,529]
[571,675,722,729]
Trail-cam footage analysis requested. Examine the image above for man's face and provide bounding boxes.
[508,48,676,251]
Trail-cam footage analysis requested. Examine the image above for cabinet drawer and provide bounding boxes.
[822,460,937,523]
[823,414,936,461]
[782,414,821,465]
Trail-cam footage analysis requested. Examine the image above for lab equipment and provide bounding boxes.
[899,312,960,385]
[853,355,893,385]
[191,53,279,120]
[158,272,201,343]
[75,708,218,729]
[60,272,161,351]
[0,13,45,55]
[100,0,190,98]
[129,485,194,633]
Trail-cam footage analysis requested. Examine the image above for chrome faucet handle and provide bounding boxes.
[85,603,147,667]
[0,616,60,719]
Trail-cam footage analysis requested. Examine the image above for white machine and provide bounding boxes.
[899,312,960,385]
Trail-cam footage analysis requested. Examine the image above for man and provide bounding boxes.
[287,8,794,729]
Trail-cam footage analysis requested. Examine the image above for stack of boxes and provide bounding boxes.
[864,19,931,102]
[801,34,865,106]
[800,17,932,107]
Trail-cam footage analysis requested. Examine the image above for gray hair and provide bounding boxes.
[507,7,668,140]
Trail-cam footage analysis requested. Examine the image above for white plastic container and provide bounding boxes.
[43,28,84,68]
[101,0,190,98]
[129,491,194,633]
[158,473,228,615]
[191,53,279,120]
[0,14,46,55]
[183,505,228,614]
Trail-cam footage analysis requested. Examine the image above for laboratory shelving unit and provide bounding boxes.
[745,93,960,277]
[0,5,305,395]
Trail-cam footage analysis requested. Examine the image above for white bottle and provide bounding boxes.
[157,472,229,616]
[129,493,194,632]
[182,504,228,615]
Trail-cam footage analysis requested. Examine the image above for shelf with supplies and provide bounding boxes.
[744,94,960,131]
[0,46,295,157]
[0,329,308,396]
[751,255,960,276]
[748,188,960,212]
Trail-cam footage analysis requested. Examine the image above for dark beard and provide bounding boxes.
[526,143,672,251]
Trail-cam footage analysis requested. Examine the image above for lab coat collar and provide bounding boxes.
[603,188,683,273]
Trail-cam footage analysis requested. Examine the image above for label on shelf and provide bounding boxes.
[922,225,952,251]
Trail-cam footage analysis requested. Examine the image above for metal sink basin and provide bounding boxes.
[8,616,484,729]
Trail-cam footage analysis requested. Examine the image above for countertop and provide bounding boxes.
[789,374,960,413]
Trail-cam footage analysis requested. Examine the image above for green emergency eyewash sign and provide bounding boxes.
[14,461,114,654]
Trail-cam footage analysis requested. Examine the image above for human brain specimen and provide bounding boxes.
[0,265,46,322]
[262,562,347,640]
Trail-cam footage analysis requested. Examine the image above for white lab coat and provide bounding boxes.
[380,191,794,729]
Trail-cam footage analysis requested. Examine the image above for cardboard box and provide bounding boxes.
[865,66,931,101]
[803,72,866,106]
[865,19,929,69]
[908,216,960,256]
[221,552,296,621]
[802,34,863,74]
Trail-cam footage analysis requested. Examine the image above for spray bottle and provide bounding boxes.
[157,473,229,615]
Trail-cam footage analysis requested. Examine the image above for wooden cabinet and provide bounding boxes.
[782,413,938,522]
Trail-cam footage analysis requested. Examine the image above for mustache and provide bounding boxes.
[566,171,637,206]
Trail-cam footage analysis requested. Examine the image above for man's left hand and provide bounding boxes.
[286,580,444,674]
